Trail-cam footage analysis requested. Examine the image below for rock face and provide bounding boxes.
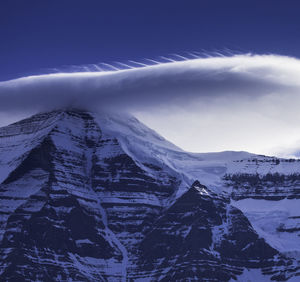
[0,110,299,281]
[224,162,300,278]
[134,181,291,281]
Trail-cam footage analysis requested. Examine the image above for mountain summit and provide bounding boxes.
[0,110,299,281]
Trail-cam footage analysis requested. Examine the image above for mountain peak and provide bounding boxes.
[191,180,208,191]
[190,180,219,198]
[0,110,299,280]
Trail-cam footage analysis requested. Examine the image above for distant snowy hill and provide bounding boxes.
[0,109,299,281]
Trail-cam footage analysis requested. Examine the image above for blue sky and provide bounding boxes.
[1,0,300,81]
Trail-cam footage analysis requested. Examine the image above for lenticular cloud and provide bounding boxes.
[2,54,300,155]
[0,54,300,114]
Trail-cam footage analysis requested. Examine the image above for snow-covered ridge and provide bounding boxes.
[2,109,300,196]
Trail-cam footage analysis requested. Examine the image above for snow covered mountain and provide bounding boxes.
[0,109,299,281]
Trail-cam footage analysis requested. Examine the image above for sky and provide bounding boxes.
[1,0,300,81]
[1,1,300,157]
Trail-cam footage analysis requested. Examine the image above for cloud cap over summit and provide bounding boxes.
[0,54,299,113]
[1,54,300,156]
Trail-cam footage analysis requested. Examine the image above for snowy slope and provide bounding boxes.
[232,199,300,258]
[93,112,255,193]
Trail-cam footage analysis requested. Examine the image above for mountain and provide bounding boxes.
[0,109,299,281]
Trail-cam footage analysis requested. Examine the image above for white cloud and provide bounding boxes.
[1,54,300,156]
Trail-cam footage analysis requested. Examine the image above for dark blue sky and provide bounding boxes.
[1,0,299,81]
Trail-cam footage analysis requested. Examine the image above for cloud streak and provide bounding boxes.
[1,54,300,155]
[1,54,299,113]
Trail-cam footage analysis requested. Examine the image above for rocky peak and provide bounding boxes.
[0,110,299,281]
